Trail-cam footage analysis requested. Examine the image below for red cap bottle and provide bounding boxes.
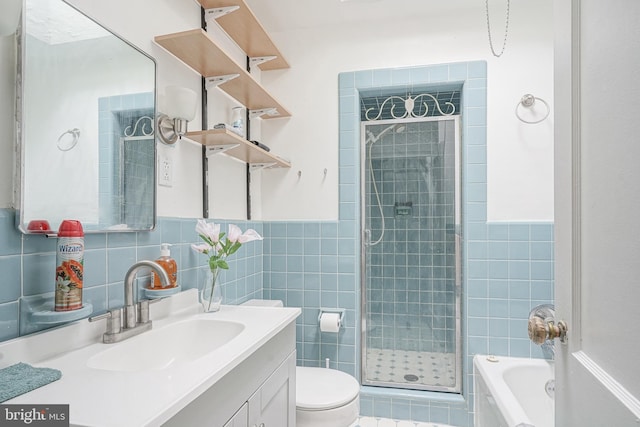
[55,220,84,311]
[58,220,84,237]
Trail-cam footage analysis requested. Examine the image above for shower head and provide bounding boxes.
[365,123,405,145]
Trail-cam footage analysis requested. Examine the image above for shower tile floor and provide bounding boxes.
[350,417,456,427]
[365,348,456,387]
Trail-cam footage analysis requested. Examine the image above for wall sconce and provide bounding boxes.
[0,0,22,37]
[157,86,197,145]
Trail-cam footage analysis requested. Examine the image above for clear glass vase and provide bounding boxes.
[200,268,222,312]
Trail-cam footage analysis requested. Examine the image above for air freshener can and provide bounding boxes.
[55,220,84,311]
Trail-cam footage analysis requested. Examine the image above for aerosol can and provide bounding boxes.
[55,220,84,311]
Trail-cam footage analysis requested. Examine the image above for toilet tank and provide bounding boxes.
[241,299,284,308]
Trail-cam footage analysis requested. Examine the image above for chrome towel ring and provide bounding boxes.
[57,128,81,151]
[515,94,550,124]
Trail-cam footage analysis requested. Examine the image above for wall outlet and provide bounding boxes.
[158,154,173,187]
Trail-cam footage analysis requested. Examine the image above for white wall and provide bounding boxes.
[256,0,554,222]
[1,1,554,222]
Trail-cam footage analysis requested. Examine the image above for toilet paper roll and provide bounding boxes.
[319,312,341,333]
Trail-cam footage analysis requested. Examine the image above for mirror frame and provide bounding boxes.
[14,0,158,235]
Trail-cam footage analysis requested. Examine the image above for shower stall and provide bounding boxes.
[360,108,462,393]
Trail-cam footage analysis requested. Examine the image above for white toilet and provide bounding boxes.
[242,299,360,427]
[296,366,360,427]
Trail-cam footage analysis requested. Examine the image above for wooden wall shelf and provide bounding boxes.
[155,29,290,118]
[198,0,289,71]
[186,129,291,168]
[157,1,291,176]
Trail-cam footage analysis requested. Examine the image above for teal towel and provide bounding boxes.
[0,363,62,402]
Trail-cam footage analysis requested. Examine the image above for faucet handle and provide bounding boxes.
[138,296,168,323]
[88,312,111,322]
[137,300,150,324]
[89,309,122,335]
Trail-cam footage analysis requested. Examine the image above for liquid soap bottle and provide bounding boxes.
[152,243,177,289]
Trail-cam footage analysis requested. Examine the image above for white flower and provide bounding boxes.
[193,220,263,273]
[227,224,242,243]
[191,243,211,254]
[195,219,220,243]
[228,224,263,244]
[238,228,263,243]
[56,276,71,292]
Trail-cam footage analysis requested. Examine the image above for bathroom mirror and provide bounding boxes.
[16,0,157,234]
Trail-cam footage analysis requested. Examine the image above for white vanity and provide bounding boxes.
[0,290,300,427]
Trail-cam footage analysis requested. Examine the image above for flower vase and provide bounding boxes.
[200,268,222,313]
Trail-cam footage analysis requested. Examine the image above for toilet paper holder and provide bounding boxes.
[318,308,345,330]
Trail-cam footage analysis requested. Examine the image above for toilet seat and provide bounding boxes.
[296,367,360,410]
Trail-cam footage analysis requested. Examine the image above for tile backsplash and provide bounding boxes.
[0,211,263,340]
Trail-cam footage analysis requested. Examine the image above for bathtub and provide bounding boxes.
[473,355,554,427]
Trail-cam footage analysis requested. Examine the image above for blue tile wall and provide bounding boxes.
[263,62,554,426]
[262,220,359,375]
[0,211,263,339]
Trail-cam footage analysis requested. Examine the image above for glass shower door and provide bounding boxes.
[361,117,461,393]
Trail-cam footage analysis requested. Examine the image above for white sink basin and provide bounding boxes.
[87,318,244,372]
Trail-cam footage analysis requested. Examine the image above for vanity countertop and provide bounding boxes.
[0,290,300,426]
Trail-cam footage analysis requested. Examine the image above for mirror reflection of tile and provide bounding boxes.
[98,93,155,230]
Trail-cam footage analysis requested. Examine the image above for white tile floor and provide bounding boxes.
[349,416,457,427]
[364,348,456,388]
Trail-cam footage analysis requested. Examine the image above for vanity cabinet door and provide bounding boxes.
[248,352,296,427]
[224,402,249,427]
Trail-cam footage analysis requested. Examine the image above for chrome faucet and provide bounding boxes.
[89,260,170,344]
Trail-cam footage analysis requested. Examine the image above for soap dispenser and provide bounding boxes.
[152,243,177,289]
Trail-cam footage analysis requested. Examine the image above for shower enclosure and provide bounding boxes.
[360,113,461,393]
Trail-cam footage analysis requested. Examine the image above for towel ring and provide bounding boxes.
[57,128,81,151]
[515,94,550,124]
